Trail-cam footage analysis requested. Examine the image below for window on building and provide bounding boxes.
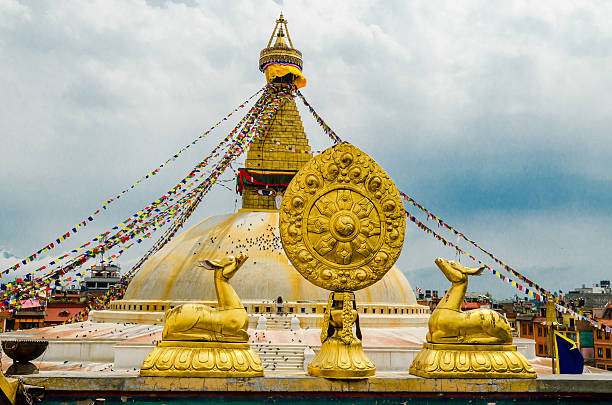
[266,307,271,313]
[606,331,610,340]
[254,307,259,313]
[607,348,611,359]
[597,330,603,339]
[311,307,316,313]
[544,329,547,337]
[300,308,305,313]
[289,307,294,313]
[538,344,543,354]
[538,328,542,337]
[522,324,527,335]
[364,308,368,314]
[372,309,376,314]
[528,324,533,335]
[597,348,603,358]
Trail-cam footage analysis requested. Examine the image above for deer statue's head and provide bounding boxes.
[198,254,248,280]
[434,257,485,283]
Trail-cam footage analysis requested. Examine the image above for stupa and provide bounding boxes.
[4,16,586,402]
[92,14,428,329]
[1,16,435,380]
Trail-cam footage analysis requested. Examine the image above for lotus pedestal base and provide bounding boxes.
[409,342,536,379]
[140,340,264,377]
[307,336,375,379]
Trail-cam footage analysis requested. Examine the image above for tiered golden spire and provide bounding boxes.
[238,14,311,211]
[259,13,303,76]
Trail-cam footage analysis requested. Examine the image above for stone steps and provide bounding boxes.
[266,319,291,330]
[260,315,294,330]
[252,344,306,371]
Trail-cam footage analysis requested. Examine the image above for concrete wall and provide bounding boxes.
[40,339,121,363]
[92,310,430,330]
[111,343,425,372]
[114,345,155,370]
[514,338,537,360]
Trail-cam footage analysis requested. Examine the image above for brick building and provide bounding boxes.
[593,321,612,371]
[594,302,612,371]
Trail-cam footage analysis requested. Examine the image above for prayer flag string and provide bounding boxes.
[297,91,606,330]
[128,86,292,277]
[1,86,266,278]
[0,85,286,309]
[295,90,342,144]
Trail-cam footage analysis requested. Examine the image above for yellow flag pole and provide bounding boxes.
[546,295,557,374]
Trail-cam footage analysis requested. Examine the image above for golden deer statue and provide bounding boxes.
[410,257,535,378]
[141,254,264,377]
[427,258,512,344]
[162,254,249,342]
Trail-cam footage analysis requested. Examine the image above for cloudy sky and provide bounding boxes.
[1,0,611,299]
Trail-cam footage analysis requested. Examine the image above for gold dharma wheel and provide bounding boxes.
[279,142,406,292]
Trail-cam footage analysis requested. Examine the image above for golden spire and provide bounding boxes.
[237,14,311,211]
[259,13,303,74]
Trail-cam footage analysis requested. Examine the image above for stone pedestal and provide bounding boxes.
[140,341,264,377]
[409,342,536,379]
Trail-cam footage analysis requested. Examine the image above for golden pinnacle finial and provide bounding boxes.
[260,13,303,72]
[265,12,295,49]
[274,26,288,48]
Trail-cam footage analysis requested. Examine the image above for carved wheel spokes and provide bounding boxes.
[306,189,381,267]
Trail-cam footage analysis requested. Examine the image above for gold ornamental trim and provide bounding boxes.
[259,48,303,70]
[279,142,406,292]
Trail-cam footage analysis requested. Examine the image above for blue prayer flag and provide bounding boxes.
[555,332,583,374]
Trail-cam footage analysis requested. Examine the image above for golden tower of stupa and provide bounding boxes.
[97,15,427,327]
[239,13,311,210]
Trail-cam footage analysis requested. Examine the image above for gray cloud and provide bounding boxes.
[1,0,611,298]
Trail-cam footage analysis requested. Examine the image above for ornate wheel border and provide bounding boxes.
[279,142,406,292]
